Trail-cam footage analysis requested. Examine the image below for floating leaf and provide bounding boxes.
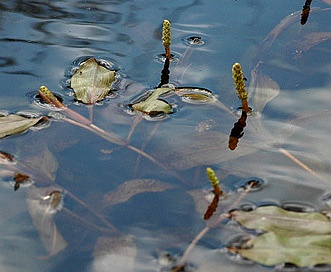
[131,87,173,115]
[232,206,331,234]
[0,114,46,138]
[71,58,116,104]
[103,179,174,207]
[235,232,331,267]
[174,87,216,104]
[230,206,331,267]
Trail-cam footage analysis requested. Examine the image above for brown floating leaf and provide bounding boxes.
[71,58,116,104]
[26,186,67,256]
[0,114,45,138]
[103,179,174,206]
[13,173,30,191]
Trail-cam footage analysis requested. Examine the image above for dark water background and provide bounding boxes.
[0,0,331,271]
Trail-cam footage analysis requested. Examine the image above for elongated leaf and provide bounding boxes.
[236,232,331,267]
[131,87,173,115]
[249,63,280,113]
[71,58,116,104]
[233,206,331,234]
[175,87,216,104]
[103,179,174,206]
[0,114,45,138]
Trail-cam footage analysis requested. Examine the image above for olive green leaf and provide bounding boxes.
[0,114,46,138]
[71,58,116,104]
[236,232,331,267]
[232,205,331,234]
[131,87,173,115]
[231,206,331,267]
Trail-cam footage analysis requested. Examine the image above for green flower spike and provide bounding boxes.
[162,19,171,59]
[232,62,250,112]
[206,167,223,196]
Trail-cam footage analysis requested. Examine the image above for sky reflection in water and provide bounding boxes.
[0,0,330,271]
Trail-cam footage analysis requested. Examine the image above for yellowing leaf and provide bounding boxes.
[232,205,331,234]
[0,114,46,138]
[131,87,173,116]
[231,206,331,267]
[236,232,331,267]
[71,58,116,104]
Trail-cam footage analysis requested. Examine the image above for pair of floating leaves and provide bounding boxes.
[71,57,116,104]
[0,114,46,138]
[230,206,331,267]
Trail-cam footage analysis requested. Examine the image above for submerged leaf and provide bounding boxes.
[71,58,116,104]
[26,186,67,256]
[236,232,331,267]
[103,179,174,206]
[131,87,173,115]
[0,114,46,138]
[232,206,331,234]
[249,63,280,112]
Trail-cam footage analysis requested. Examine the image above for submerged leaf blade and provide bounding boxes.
[103,179,174,206]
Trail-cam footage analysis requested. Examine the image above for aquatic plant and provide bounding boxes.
[232,62,250,112]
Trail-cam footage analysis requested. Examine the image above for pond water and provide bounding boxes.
[0,0,331,271]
